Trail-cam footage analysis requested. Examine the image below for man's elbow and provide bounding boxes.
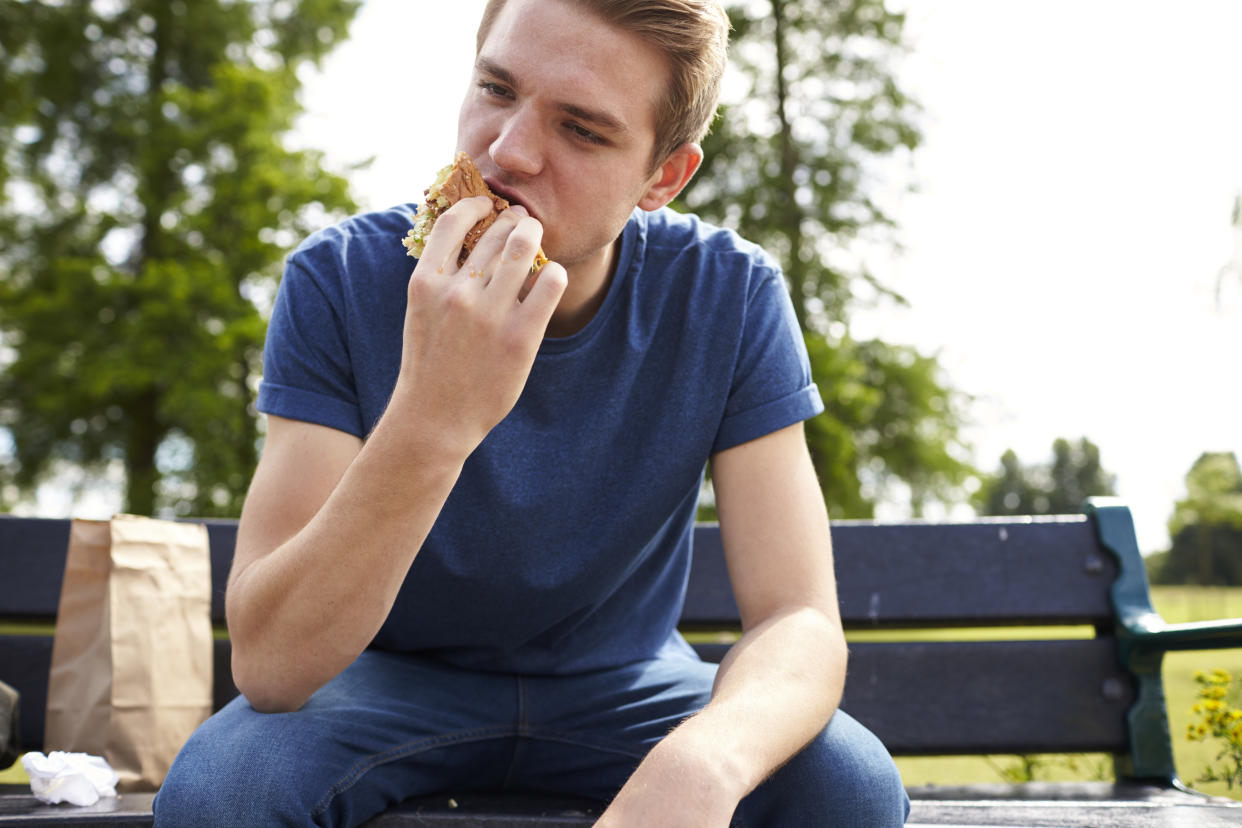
[762,601,843,642]
[230,650,312,714]
[804,604,847,660]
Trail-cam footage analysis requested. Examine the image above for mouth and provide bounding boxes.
[486,178,538,221]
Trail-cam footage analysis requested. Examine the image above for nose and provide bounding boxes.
[489,105,543,177]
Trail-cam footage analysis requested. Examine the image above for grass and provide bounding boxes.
[1151,587,1242,799]
[5,587,1242,795]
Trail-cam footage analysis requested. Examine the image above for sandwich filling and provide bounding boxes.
[403,152,548,274]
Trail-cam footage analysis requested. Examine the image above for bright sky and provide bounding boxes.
[293,0,1241,554]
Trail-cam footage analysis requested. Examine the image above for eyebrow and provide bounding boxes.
[475,57,629,136]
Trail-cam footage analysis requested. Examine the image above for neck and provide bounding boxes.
[545,238,620,338]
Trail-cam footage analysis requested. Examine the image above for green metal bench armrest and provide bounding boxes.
[1126,617,1242,653]
[1085,498,1241,789]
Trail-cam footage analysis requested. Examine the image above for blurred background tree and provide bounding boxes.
[975,437,1118,516]
[0,0,360,517]
[1148,452,1242,585]
[681,0,973,517]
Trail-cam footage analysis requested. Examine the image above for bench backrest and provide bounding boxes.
[0,507,1155,775]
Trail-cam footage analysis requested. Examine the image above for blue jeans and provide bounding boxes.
[154,650,908,827]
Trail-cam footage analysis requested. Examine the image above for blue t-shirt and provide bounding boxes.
[258,205,823,674]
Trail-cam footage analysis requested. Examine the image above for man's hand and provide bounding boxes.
[396,196,567,458]
[594,723,743,828]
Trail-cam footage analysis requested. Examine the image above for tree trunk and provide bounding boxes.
[124,4,172,517]
[125,390,161,516]
[771,0,807,329]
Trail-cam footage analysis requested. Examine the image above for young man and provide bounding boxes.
[155,1,908,825]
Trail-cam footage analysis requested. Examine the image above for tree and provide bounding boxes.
[975,437,1118,516]
[977,449,1043,516]
[1151,452,1242,586]
[1046,437,1117,514]
[0,0,360,517]
[680,0,972,517]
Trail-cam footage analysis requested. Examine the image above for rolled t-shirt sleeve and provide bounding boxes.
[257,255,366,438]
[712,268,823,454]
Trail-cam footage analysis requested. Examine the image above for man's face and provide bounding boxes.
[456,0,669,272]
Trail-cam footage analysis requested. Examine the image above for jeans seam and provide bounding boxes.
[500,675,528,790]
[516,729,648,761]
[310,724,519,818]
[517,675,528,732]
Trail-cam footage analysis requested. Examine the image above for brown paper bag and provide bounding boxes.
[44,515,213,792]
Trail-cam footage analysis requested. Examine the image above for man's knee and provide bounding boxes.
[154,700,317,827]
[738,710,908,827]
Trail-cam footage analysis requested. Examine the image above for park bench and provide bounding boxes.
[2,499,1242,826]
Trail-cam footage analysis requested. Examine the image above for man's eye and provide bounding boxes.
[478,81,512,99]
[567,123,606,145]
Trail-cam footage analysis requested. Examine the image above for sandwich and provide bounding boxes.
[402,151,548,273]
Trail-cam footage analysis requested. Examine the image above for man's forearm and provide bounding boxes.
[227,411,467,713]
[681,605,844,790]
[598,605,846,825]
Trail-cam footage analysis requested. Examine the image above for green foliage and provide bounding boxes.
[686,0,921,328]
[975,438,1117,516]
[682,0,972,516]
[1170,453,1242,536]
[1188,668,1242,789]
[0,0,360,516]
[1152,453,1242,586]
[804,333,971,518]
[984,753,1112,785]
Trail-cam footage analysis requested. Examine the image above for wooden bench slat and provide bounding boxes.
[0,517,237,624]
[843,639,1134,755]
[0,518,70,621]
[831,518,1118,627]
[199,520,238,623]
[684,519,1118,629]
[4,516,1117,628]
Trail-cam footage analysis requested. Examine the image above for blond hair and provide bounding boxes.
[476,0,730,167]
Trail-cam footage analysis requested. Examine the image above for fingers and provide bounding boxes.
[462,206,531,282]
[414,196,559,318]
[516,260,567,324]
[483,215,548,301]
[415,196,496,275]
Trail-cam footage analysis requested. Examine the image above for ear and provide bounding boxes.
[637,142,703,212]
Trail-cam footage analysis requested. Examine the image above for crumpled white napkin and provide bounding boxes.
[21,751,118,806]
